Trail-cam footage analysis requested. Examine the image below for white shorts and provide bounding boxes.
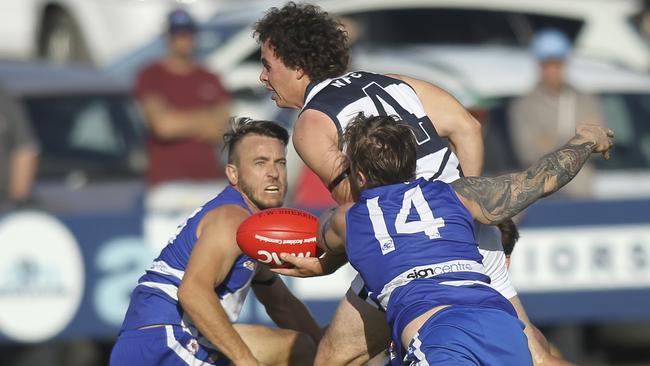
[351,223,517,307]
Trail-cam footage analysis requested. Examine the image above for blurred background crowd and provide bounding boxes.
[0,0,649,365]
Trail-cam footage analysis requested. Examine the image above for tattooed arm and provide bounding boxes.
[452,124,614,224]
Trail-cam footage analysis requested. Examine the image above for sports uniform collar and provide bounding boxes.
[302,78,332,108]
[359,177,425,200]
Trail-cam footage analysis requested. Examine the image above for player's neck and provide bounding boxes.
[234,186,261,213]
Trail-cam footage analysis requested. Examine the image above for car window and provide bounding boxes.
[68,101,124,154]
[345,9,583,47]
[24,94,145,180]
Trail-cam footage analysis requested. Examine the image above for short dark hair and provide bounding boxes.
[497,219,520,256]
[341,114,417,189]
[223,117,289,164]
[253,2,350,82]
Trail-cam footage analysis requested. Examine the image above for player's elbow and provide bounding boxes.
[177,281,201,310]
[443,113,481,147]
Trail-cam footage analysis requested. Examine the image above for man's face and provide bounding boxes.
[231,134,287,210]
[540,59,565,92]
[259,40,304,109]
[169,30,195,58]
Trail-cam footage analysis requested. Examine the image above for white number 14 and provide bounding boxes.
[367,185,445,255]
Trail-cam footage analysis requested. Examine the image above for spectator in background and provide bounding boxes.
[135,8,231,251]
[0,85,38,211]
[509,28,603,198]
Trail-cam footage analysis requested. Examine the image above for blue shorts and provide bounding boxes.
[404,306,532,366]
[110,325,229,366]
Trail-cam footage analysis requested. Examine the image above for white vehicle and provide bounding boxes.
[194,0,650,77]
[0,0,225,66]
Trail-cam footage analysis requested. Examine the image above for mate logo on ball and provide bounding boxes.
[236,208,322,268]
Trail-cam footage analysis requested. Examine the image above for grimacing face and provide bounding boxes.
[230,134,287,210]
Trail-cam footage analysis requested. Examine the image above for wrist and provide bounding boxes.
[569,135,596,151]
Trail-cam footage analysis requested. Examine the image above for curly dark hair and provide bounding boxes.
[253,2,350,82]
[341,114,417,189]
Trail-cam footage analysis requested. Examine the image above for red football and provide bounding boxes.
[236,208,322,268]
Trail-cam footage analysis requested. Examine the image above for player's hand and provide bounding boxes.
[270,252,347,277]
[574,124,614,160]
[270,253,327,277]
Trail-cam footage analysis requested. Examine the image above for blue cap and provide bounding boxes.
[168,8,196,34]
[530,29,571,61]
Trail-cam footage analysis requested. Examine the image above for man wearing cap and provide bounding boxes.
[135,9,232,251]
[508,28,603,198]
[136,8,231,187]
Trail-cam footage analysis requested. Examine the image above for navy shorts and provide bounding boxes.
[404,306,532,366]
[110,325,229,366]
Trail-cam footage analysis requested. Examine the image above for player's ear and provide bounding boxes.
[226,164,239,186]
[356,170,367,189]
[295,67,305,80]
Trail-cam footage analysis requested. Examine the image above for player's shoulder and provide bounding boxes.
[200,204,250,232]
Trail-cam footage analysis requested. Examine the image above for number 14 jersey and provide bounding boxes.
[345,178,516,352]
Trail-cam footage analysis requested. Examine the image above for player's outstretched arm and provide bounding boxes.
[271,205,351,277]
[178,205,261,366]
[453,124,614,224]
[387,73,484,177]
[252,266,322,343]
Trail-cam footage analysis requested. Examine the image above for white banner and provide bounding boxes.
[509,225,650,292]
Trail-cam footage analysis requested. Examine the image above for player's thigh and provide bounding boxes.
[315,288,390,366]
[234,323,315,366]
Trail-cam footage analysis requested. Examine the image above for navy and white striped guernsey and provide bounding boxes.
[120,186,258,343]
[345,178,516,352]
[303,71,462,183]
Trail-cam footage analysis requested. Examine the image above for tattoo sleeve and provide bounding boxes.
[451,139,594,224]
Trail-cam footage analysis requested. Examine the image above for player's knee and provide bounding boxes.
[289,331,316,365]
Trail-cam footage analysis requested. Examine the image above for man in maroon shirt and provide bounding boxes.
[135,8,231,186]
[136,8,232,251]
